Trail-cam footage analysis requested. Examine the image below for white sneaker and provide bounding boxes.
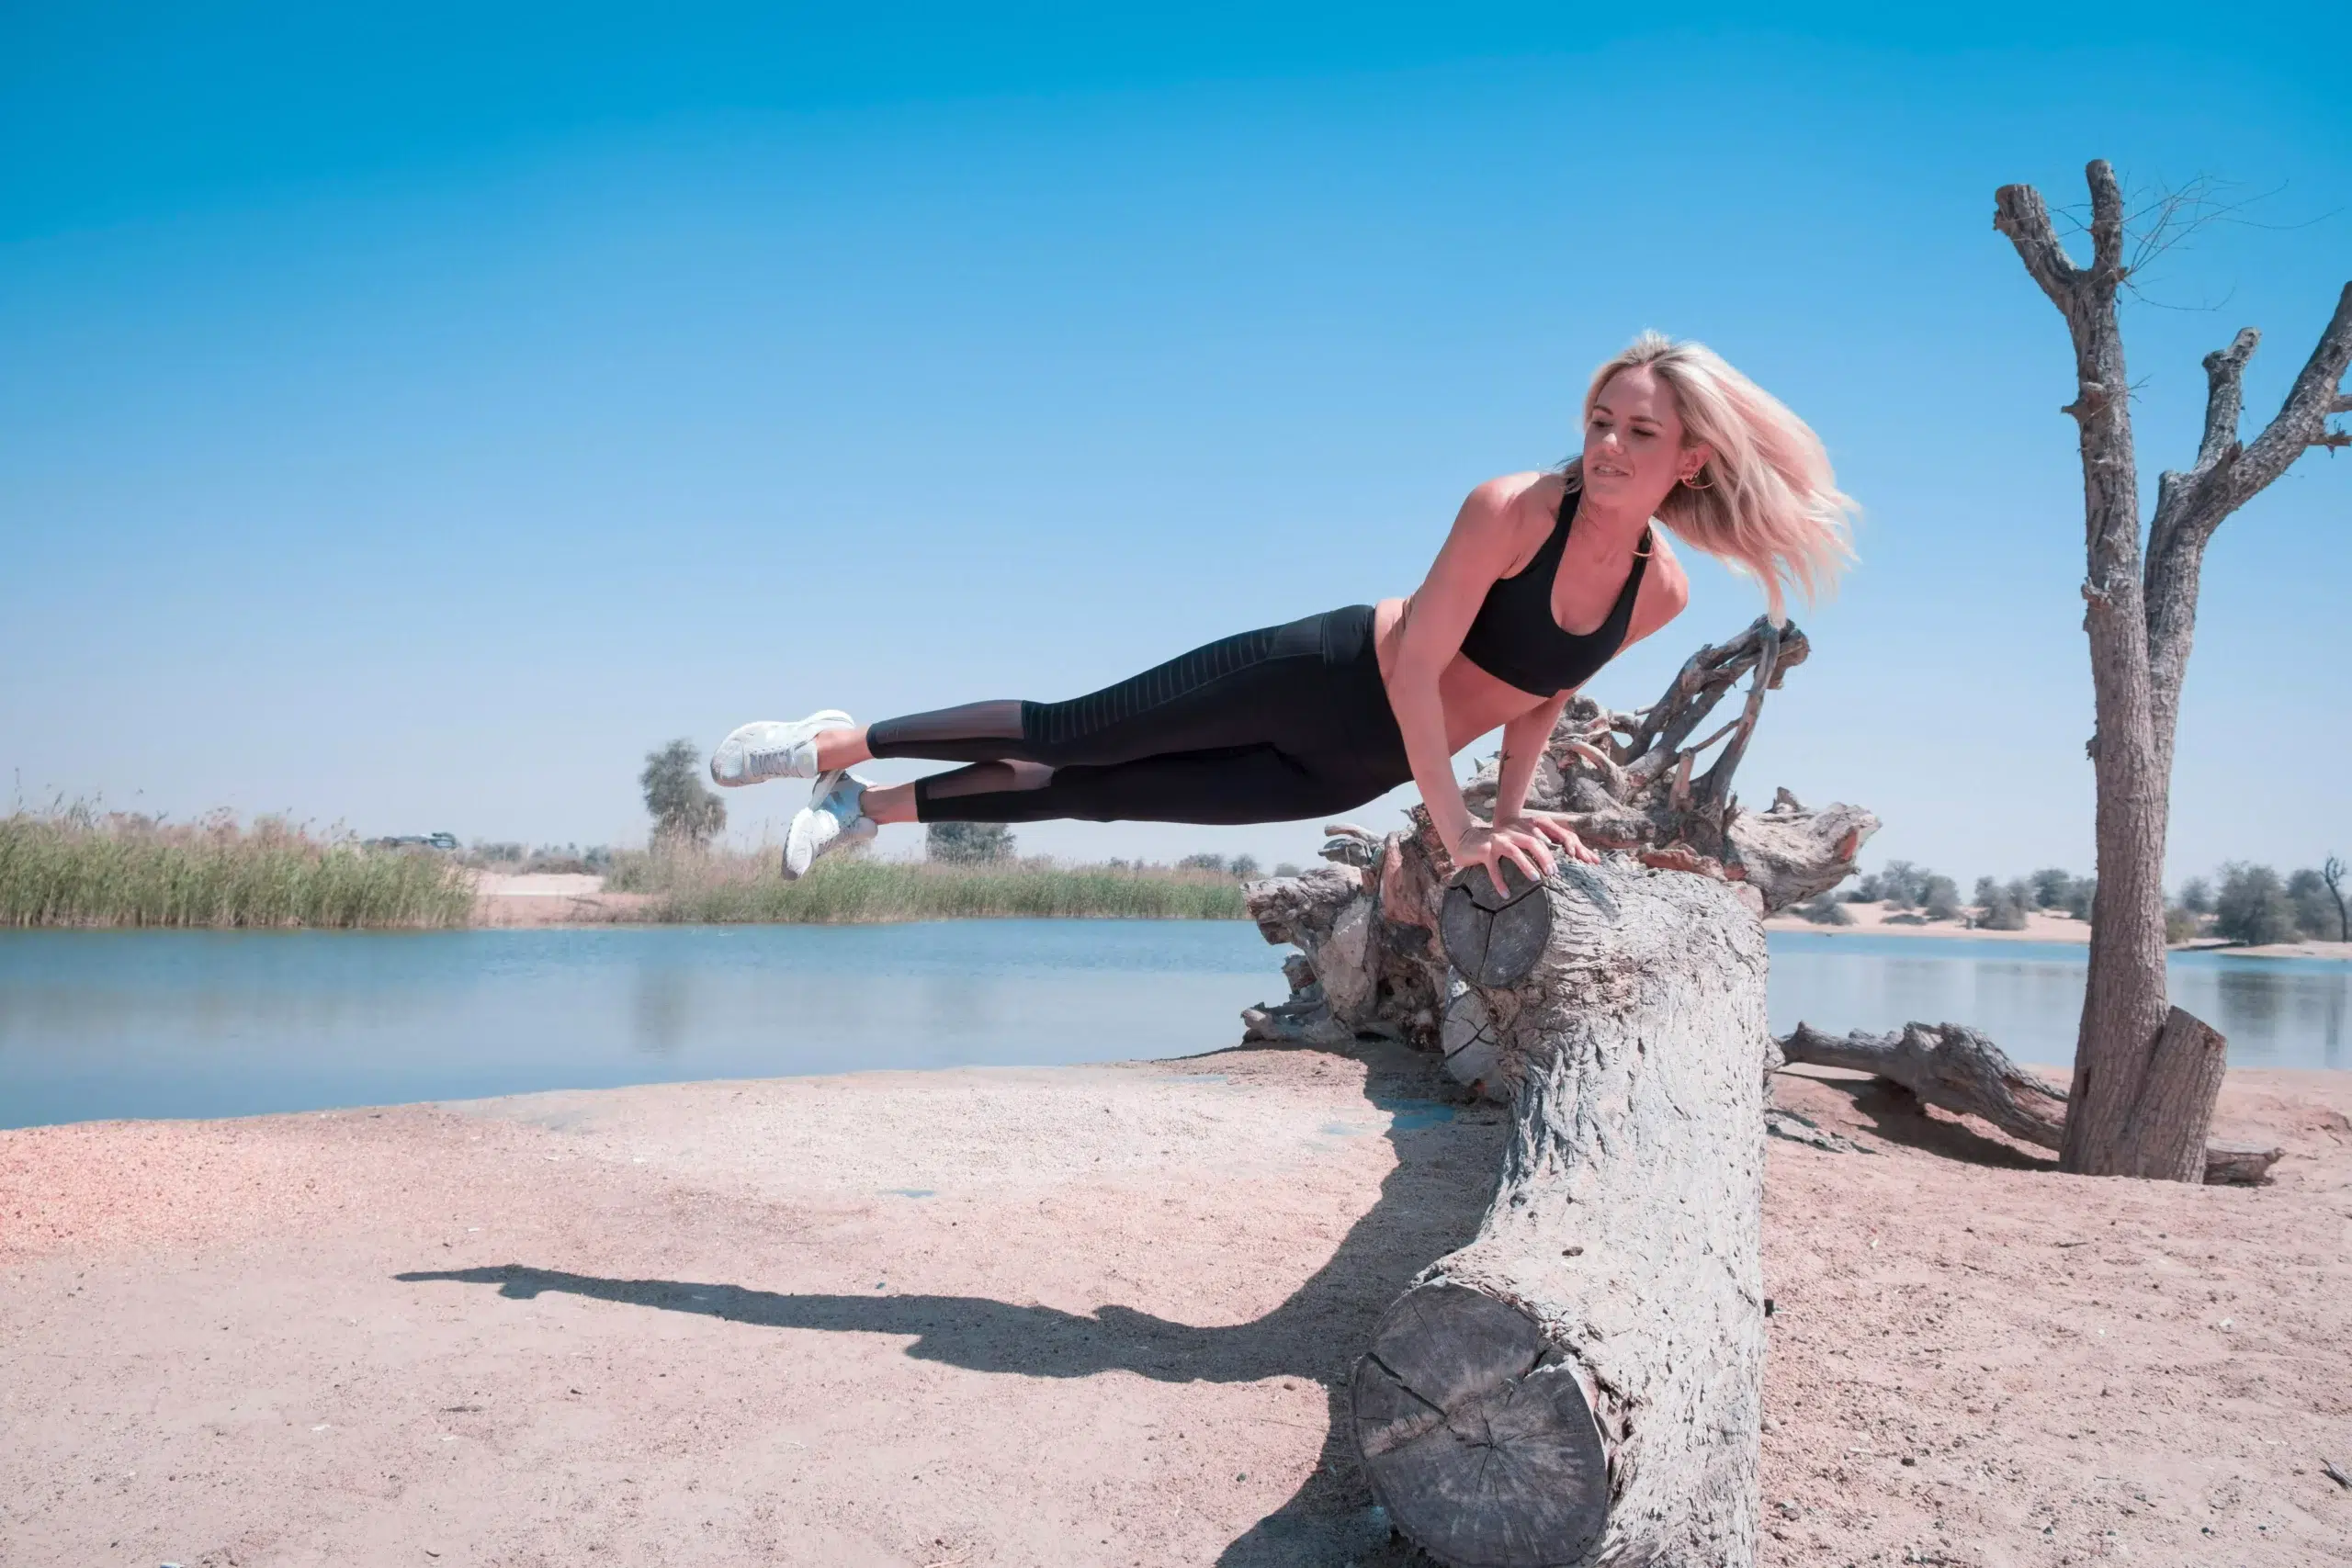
[710,711,854,787]
[783,771,878,880]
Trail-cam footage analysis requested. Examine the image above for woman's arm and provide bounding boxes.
[1389,479,1562,890]
[1491,691,1572,822]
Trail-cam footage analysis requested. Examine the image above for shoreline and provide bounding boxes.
[6,1051,2347,1563]
[1763,899,2351,963]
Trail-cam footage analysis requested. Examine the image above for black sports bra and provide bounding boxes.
[1456,483,1650,697]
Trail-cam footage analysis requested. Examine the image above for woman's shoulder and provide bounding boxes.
[1459,470,1564,534]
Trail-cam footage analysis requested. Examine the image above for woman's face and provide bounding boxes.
[1583,366,1709,510]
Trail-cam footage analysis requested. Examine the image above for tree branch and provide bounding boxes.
[2086,159,2127,284]
[2233,280,2352,496]
[1992,181,2080,309]
[2196,329,2259,467]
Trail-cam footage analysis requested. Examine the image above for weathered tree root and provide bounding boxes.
[1776,1021,2283,1185]
[1241,615,1882,1091]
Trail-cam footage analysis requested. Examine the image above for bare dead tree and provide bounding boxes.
[1993,160,2352,1179]
[2324,855,2349,943]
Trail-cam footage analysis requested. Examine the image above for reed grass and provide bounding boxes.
[618,849,1250,923]
[0,808,473,929]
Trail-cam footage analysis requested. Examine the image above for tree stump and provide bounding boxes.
[1352,857,1771,1566]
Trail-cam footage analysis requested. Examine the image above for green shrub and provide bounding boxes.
[2213,863,2295,946]
[0,808,471,928]
[928,821,1016,864]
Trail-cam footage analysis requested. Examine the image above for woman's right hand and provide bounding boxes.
[1453,820,1557,899]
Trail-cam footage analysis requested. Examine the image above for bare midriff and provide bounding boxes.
[1372,596,1556,753]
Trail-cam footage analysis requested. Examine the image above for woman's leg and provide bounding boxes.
[908,746,1390,827]
[818,615,1339,776]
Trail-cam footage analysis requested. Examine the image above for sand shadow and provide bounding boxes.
[1781,1071,2056,1171]
[399,1039,1499,1566]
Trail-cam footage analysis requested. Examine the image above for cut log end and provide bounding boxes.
[1439,863,1554,987]
[1351,1283,1609,1568]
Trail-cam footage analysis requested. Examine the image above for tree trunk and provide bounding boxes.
[1351,859,1770,1567]
[1995,165,2188,1176]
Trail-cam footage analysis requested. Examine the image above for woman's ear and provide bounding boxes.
[1679,443,1716,485]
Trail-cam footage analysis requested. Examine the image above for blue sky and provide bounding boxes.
[4,6,2347,883]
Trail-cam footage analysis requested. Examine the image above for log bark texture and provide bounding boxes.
[1352,859,1770,1567]
[1994,162,2352,1179]
[1776,1018,2281,1185]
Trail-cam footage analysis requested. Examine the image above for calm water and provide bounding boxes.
[1,924,2345,1128]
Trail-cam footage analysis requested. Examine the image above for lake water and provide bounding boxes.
[2,924,2346,1129]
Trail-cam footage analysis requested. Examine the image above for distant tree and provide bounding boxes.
[2030,867,2076,909]
[1273,861,1303,878]
[1874,861,1929,908]
[1920,874,1964,922]
[2177,876,2214,915]
[927,821,1015,864]
[640,739,726,850]
[2164,904,2202,944]
[1177,852,1227,874]
[1228,853,1262,880]
[2213,863,2296,946]
[2061,876,2096,922]
[2323,856,2349,942]
[1845,871,1883,903]
[2285,867,2336,940]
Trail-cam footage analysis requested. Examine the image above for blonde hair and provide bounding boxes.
[1567,331,1856,625]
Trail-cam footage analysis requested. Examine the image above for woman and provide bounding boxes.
[712,333,1854,892]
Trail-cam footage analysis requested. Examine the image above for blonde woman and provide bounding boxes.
[715,333,1855,892]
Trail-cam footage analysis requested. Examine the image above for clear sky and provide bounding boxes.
[5,5,2347,885]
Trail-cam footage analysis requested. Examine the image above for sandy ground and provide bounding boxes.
[1764,903,2095,944]
[470,872,651,927]
[6,1047,2349,1568]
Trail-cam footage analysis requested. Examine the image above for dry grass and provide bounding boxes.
[0,807,472,929]
[608,847,1250,922]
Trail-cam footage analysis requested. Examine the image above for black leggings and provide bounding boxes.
[869,604,1413,826]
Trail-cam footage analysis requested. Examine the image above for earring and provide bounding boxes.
[1681,468,1713,491]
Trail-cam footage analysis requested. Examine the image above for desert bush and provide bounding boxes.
[2213,863,2296,946]
[2165,905,2203,943]
[1798,890,1853,926]
[0,807,470,928]
[1973,876,2031,931]
[2177,876,2214,915]
[1920,874,1963,921]
[2285,868,2337,941]
[927,821,1016,864]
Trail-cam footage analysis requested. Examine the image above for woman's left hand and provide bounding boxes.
[1501,810,1601,865]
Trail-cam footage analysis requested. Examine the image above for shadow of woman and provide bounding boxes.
[398,1039,1504,1565]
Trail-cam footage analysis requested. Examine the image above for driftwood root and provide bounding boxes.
[1777,1020,2283,1185]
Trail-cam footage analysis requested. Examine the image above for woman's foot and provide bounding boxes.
[783,771,879,879]
[710,711,854,787]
